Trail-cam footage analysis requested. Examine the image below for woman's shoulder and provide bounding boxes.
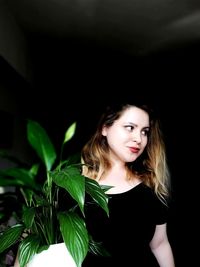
[106,182,155,202]
[114,182,168,209]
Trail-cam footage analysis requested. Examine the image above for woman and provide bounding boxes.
[81,102,175,267]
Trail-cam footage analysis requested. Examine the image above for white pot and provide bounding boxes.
[27,242,77,267]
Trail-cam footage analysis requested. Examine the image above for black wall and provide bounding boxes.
[1,38,199,266]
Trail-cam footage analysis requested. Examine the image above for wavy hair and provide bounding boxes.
[81,103,171,203]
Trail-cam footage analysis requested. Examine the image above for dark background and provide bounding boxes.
[1,42,198,267]
[1,1,200,266]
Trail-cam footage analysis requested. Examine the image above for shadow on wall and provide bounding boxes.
[0,110,13,149]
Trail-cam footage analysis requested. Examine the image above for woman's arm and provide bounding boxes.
[149,223,175,267]
[13,253,20,267]
[13,253,27,267]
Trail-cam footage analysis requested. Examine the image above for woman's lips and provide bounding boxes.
[129,147,139,153]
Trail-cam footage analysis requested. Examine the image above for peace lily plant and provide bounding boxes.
[0,120,109,267]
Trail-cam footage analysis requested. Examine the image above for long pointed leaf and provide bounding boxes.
[18,235,41,267]
[0,168,38,189]
[58,212,89,267]
[0,224,24,253]
[85,177,109,216]
[27,120,57,171]
[51,165,85,214]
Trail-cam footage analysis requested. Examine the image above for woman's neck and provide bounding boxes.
[98,166,141,194]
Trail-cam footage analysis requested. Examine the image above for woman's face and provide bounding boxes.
[102,106,150,164]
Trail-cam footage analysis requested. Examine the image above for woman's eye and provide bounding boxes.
[125,125,134,131]
[141,130,149,136]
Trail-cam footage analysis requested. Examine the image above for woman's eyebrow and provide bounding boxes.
[127,122,150,128]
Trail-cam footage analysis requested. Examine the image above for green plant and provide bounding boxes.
[0,120,109,267]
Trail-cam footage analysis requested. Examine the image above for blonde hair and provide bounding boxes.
[81,103,171,204]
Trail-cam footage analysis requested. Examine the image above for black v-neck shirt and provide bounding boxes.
[83,183,168,267]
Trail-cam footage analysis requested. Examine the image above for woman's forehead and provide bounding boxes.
[119,107,149,124]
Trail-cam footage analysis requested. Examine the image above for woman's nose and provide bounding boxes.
[132,132,141,143]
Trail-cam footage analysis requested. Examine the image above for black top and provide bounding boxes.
[83,182,168,267]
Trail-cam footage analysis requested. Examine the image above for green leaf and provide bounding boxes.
[27,120,57,171]
[0,119,110,266]
[85,177,109,216]
[63,122,76,144]
[0,168,38,189]
[88,235,111,257]
[100,184,114,193]
[29,164,40,176]
[51,165,85,214]
[18,235,41,267]
[0,224,24,253]
[58,212,89,267]
[22,206,36,228]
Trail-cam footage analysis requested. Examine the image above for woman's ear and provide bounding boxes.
[102,126,107,136]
